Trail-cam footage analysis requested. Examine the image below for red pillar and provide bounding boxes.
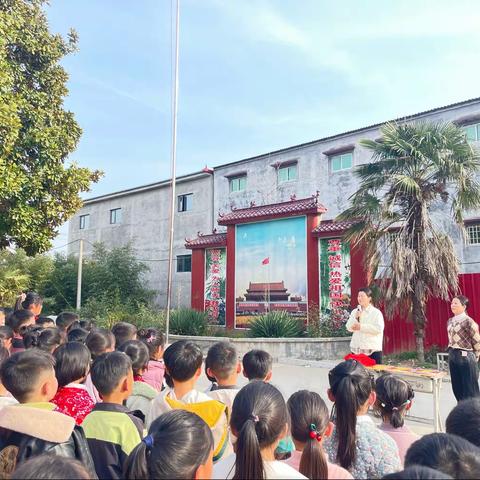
[307,214,320,315]
[191,249,205,311]
[225,225,236,329]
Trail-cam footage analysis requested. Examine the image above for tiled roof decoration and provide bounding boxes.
[312,220,357,234]
[185,232,227,249]
[218,195,327,225]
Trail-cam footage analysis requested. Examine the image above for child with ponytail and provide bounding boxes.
[374,374,418,464]
[124,409,214,479]
[137,328,165,391]
[213,381,306,479]
[286,390,352,479]
[324,360,400,479]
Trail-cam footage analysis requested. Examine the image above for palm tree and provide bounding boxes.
[338,121,480,361]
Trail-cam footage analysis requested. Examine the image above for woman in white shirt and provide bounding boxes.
[346,287,384,364]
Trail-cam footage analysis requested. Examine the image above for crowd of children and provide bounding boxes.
[0,294,480,479]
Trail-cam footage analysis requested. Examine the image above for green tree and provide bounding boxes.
[0,0,101,255]
[339,122,480,361]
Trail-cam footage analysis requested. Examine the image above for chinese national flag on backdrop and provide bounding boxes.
[262,257,270,265]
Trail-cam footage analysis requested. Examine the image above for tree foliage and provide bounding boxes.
[338,122,480,360]
[0,0,101,254]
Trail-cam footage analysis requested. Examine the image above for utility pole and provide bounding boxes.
[165,0,180,345]
[76,239,84,310]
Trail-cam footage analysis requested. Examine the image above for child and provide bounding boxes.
[324,360,401,479]
[138,327,165,391]
[374,373,418,463]
[0,325,14,351]
[14,292,43,318]
[52,342,94,425]
[242,349,273,381]
[446,397,480,447]
[55,312,79,334]
[6,310,36,353]
[112,321,137,349]
[205,342,241,413]
[0,346,17,407]
[10,455,91,480]
[0,350,95,476]
[81,351,143,479]
[119,340,157,419]
[212,381,306,479]
[124,409,214,479]
[67,327,89,344]
[84,328,116,402]
[287,390,353,479]
[79,319,96,331]
[36,316,56,328]
[147,340,229,463]
[23,327,63,353]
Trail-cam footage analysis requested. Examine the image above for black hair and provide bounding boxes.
[79,319,96,331]
[446,398,480,447]
[163,340,203,388]
[14,292,43,312]
[24,327,63,352]
[405,433,480,479]
[287,390,329,480]
[67,328,89,344]
[206,342,238,381]
[0,346,10,367]
[124,410,214,479]
[328,360,374,470]
[137,328,165,359]
[11,454,91,480]
[454,295,470,309]
[36,316,55,326]
[1,349,56,402]
[0,325,14,347]
[91,351,132,396]
[6,309,35,334]
[242,349,272,381]
[374,373,414,428]
[0,307,13,324]
[118,340,150,376]
[231,381,288,480]
[54,342,91,387]
[358,287,373,300]
[383,465,453,479]
[85,328,115,360]
[55,312,80,332]
[112,322,138,349]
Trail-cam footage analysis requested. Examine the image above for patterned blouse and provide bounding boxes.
[447,313,480,358]
[324,415,401,479]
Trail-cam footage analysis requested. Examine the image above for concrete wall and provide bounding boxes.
[68,172,214,307]
[169,335,351,361]
[68,99,480,306]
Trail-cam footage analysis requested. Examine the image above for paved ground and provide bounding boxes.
[197,358,458,435]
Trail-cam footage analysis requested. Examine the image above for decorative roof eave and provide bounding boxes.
[217,195,327,226]
[312,219,358,237]
[185,231,227,250]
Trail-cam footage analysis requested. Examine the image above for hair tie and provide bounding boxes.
[142,434,154,449]
[146,335,156,343]
[308,423,322,441]
[250,414,259,423]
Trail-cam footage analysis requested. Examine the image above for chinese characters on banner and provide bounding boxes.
[319,238,351,315]
[204,248,226,326]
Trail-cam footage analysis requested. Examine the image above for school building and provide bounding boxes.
[68,97,480,353]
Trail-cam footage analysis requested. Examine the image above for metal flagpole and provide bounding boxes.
[165,0,180,345]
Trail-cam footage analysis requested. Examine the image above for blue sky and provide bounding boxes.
[46,0,480,246]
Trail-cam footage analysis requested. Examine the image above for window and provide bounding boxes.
[467,224,480,245]
[178,194,193,212]
[331,152,353,172]
[278,163,297,183]
[110,208,122,224]
[463,123,480,142]
[230,176,246,192]
[79,214,89,230]
[177,254,192,272]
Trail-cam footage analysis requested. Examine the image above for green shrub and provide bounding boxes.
[169,308,208,336]
[307,311,349,338]
[250,311,304,338]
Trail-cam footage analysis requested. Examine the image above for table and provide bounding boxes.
[367,364,447,432]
